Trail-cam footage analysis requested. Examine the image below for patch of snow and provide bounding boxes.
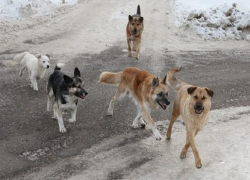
[174,0,250,40]
[0,0,77,19]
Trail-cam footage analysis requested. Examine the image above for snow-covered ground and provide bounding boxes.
[174,0,250,40]
[0,0,77,19]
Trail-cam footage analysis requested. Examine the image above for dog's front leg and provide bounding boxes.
[132,41,137,51]
[30,75,38,91]
[132,104,145,128]
[187,130,202,168]
[69,107,77,123]
[56,105,66,133]
[135,40,141,60]
[141,108,162,141]
[127,39,132,57]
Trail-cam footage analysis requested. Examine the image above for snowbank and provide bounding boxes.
[0,0,77,19]
[174,0,250,40]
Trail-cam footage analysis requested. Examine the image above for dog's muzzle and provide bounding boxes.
[133,29,138,35]
[194,103,204,114]
[47,65,50,69]
[157,99,170,110]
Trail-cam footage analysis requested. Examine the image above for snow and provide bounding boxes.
[0,0,77,19]
[174,0,250,40]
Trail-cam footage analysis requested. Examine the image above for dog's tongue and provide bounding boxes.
[196,109,202,114]
[162,105,167,110]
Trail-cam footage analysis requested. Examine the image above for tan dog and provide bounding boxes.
[126,5,144,60]
[99,67,170,140]
[166,68,214,168]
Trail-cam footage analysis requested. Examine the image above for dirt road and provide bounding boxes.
[0,0,250,179]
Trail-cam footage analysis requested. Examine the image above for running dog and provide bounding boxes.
[99,67,170,140]
[13,52,50,91]
[47,63,88,133]
[126,5,144,60]
[166,67,214,168]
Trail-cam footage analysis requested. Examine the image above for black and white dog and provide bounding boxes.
[47,63,88,133]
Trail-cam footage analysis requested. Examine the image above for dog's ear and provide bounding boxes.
[128,15,133,22]
[36,54,41,58]
[63,75,73,86]
[139,17,143,23]
[46,54,50,58]
[152,78,159,89]
[162,75,167,85]
[74,67,81,77]
[187,86,197,95]
[205,88,214,98]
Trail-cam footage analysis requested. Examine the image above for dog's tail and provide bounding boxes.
[13,52,28,62]
[98,71,123,85]
[54,63,65,71]
[167,67,188,91]
[137,5,141,15]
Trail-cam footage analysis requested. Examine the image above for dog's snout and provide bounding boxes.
[196,103,202,109]
[47,65,50,69]
[133,28,137,33]
[166,100,170,105]
[85,92,88,96]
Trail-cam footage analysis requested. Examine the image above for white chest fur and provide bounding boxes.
[59,95,78,110]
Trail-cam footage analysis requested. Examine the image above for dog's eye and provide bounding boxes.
[202,96,206,100]
[43,61,45,63]
[194,95,198,99]
[132,23,134,25]
[158,92,163,97]
[137,23,140,26]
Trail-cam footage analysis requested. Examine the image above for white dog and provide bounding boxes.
[14,52,50,91]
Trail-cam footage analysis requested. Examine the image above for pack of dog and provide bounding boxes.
[12,4,214,169]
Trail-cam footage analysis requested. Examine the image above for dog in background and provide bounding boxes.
[47,63,88,133]
[99,67,170,140]
[13,52,50,91]
[166,67,214,168]
[126,5,144,60]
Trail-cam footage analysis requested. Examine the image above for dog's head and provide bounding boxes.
[187,86,214,115]
[63,68,88,99]
[37,54,50,69]
[128,15,143,36]
[151,76,170,110]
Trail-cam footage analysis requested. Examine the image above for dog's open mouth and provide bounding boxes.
[195,107,204,114]
[79,96,85,100]
[157,101,167,110]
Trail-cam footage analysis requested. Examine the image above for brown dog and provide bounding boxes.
[126,5,144,60]
[99,67,170,140]
[166,68,214,168]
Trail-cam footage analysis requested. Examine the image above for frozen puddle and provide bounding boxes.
[19,106,250,180]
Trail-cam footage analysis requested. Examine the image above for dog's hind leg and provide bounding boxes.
[52,103,57,119]
[56,104,66,133]
[19,66,26,77]
[107,85,126,116]
[166,101,180,139]
[69,107,77,123]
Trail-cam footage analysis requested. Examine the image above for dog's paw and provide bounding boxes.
[132,122,140,129]
[154,132,162,141]
[180,151,187,158]
[128,52,132,57]
[140,123,146,129]
[69,118,76,123]
[34,87,38,91]
[59,126,67,133]
[107,108,113,116]
[196,159,202,169]
[52,116,57,120]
